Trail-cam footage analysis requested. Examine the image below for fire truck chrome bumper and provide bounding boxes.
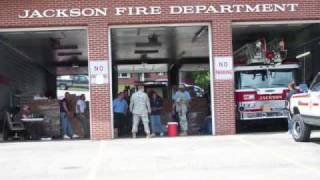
[240,111,288,120]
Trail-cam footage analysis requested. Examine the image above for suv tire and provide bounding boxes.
[292,114,311,142]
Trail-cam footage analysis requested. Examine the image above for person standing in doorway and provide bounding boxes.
[173,85,189,136]
[286,81,298,134]
[60,92,79,139]
[113,92,128,137]
[171,85,180,124]
[130,85,151,138]
[123,89,131,134]
[150,91,164,137]
[183,86,192,103]
[76,94,89,138]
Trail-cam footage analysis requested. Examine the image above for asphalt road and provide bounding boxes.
[0,132,320,180]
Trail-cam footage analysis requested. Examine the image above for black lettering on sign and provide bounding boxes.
[218,61,228,67]
[94,65,104,72]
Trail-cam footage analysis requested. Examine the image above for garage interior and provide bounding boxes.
[0,29,90,141]
[232,22,320,133]
[111,25,212,138]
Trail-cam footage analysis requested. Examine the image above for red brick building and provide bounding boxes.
[0,1,318,140]
[118,72,168,91]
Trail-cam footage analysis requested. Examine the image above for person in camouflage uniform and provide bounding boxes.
[173,85,190,136]
[129,85,151,138]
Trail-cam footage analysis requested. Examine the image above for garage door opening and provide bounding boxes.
[110,25,213,138]
[232,22,320,133]
[0,28,90,141]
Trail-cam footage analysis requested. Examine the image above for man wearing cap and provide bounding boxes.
[129,85,151,138]
[173,85,190,136]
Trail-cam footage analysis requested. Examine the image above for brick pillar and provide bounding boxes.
[211,20,236,135]
[88,25,112,140]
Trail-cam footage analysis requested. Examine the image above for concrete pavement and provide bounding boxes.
[0,132,320,180]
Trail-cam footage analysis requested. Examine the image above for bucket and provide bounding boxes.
[167,122,178,137]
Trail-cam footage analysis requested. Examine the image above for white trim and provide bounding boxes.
[86,29,94,140]
[0,26,87,32]
[108,27,115,139]
[232,20,320,26]
[240,116,288,120]
[109,23,211,29]
[235,87,289,93]
[208,23,216,136]
[109,22,216,137]
[234,64,299,71]
[118,73,131,78]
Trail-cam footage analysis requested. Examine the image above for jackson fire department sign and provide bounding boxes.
[18,3,299,18]
[214,56,233,80]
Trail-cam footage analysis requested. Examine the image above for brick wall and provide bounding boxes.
[118,73,138,87]
[118,73,168,88]
[0,0,319,139]
[87,25,111,140]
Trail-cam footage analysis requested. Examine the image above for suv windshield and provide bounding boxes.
[236,69,296,89]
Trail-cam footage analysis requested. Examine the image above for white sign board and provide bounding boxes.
[214,56,233,80]
[90,60,109,84]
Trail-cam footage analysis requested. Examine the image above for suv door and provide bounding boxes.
[310,74,320,117]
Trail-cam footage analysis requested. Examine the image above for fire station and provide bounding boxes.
[0,0,319,140]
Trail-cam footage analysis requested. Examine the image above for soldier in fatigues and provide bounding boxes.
[129,85,151,138]
[173,85,190,136]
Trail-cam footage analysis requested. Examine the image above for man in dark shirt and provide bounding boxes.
[113,92,128,137]
[150,92,164,137]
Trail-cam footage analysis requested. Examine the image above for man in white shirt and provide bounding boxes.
[129,85,151,138]
[76,94,89,138]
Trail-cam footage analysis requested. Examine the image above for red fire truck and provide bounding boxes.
[234,38,299,121]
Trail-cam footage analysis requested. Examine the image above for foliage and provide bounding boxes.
[191,71,210,88]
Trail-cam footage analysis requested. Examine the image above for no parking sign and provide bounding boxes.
[214,56,233,80]
[89,60,109,84]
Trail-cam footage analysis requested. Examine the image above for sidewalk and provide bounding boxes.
[0,132,320,180]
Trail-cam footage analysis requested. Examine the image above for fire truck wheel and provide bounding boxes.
[292,114,311,142]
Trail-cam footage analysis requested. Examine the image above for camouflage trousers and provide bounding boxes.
[176,103,188,131]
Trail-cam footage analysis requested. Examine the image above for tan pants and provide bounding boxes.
[76,113,89,138]
[132,114,150,134]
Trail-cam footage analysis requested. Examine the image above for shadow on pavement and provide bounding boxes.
[237,118,288,134]
[311,138,320,145]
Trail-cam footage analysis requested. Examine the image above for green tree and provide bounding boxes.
[191,71,210,88]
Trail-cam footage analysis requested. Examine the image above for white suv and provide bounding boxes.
[290,73,320,142]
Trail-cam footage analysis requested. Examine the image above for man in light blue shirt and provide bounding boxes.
[113,92,128,136]
[173,85,191,103]
[183,89,191,102]
[173,85,190,136]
